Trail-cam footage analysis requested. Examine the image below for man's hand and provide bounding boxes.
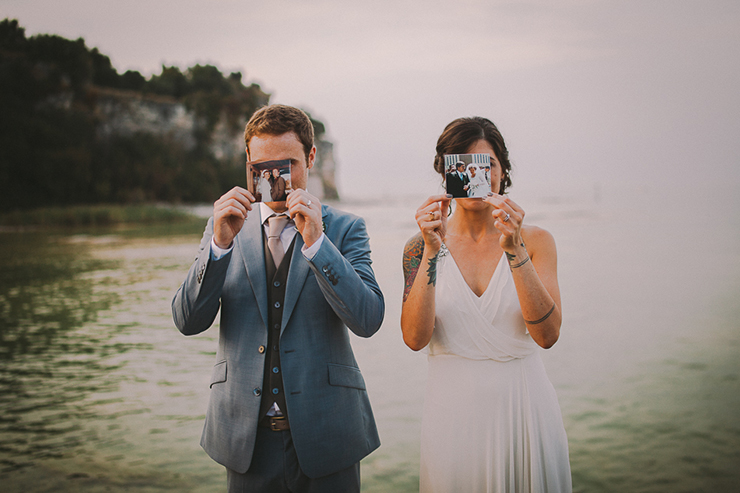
[213,187,254,249]
[286,189,322,248]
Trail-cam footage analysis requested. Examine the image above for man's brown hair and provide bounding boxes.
[244,104,315,163]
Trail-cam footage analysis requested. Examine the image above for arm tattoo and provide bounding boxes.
[402,234,424,302]
[426,250,442,286]
[524,303,556,325]
[509,256,530,269]
[507,241,529,268]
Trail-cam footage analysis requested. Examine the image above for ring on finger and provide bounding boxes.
[503,212,510,222]
[428,211,435,220]
[307,199,312,207]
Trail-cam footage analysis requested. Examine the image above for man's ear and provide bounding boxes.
[245,147,251,161]
[307,145,317,170]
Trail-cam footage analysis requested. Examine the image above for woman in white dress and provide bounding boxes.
[466,163,488,198]
[258,170,272,202]
[401,117,572,492]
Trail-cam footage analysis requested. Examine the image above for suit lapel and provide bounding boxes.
[237,212,268,329]
[281,206,329,335]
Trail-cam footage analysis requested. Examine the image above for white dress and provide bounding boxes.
[420,249,572,493]
[467,172,488,197]
[259,177,272,201]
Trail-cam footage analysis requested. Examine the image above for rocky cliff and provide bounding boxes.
[0,19,339,210]
[94,87,339,200]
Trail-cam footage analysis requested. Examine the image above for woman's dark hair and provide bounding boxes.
[434,117,512,194]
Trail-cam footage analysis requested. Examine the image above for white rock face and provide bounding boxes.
[92,88,339,200]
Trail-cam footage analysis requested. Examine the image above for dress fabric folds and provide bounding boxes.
[420,250,572,493]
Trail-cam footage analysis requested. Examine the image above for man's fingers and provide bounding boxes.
[215,187,254,211]
[216,198,248,218]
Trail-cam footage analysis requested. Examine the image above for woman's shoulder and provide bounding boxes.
[521,224,556,253]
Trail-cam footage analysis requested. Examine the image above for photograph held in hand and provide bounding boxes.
[247,159,292,203]
[444,153,492,199]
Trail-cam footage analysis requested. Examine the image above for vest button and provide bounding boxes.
[272,388,279,395]
[273,281,281,287]
[273,345,279,351]
[274,323,280,330]
[274,301,281,309]
[272,366,279,374]
[253,388,261,396]
[258,345,265,354]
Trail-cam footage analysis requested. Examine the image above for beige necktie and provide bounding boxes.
[267,214,290,268]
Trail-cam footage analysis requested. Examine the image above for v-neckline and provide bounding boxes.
[445,248,505,299]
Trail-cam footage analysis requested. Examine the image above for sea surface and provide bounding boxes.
[0,181,738,492]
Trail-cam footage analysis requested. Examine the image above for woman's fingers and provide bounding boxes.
[419,194,450,210]
[486,194,523,224]
[493,208,511,224]
[415,197,446,225]
[486,193,522,216]
[415,196,450,248]
[484,193,525,249]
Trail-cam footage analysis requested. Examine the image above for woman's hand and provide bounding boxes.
[414,194,451,253]
[484,193,525,253]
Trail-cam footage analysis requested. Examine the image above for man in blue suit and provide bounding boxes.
[172,104,385,492]
[445,161,470,198]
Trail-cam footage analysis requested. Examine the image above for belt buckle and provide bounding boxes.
[270,416,285,431]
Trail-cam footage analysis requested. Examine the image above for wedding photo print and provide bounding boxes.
[444,153,492,198]
[247,159,292,202]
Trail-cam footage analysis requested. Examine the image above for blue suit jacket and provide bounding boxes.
[172,204,384,478]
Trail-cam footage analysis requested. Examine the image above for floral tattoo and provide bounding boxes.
[402,234,424,302]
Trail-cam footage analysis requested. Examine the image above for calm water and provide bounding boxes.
[0,182,738,492]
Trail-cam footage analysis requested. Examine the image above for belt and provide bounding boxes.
[259,415,290,431]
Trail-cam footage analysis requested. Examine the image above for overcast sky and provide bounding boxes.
[3,0,739,200]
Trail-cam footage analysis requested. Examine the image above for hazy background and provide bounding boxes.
[3,0,739,200]
[2,2,740,491]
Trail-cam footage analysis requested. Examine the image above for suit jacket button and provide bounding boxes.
[322,266,329,273]
[258,345,265,354]
[253,388,261,397]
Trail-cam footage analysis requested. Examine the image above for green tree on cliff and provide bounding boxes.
[0,19,309,212]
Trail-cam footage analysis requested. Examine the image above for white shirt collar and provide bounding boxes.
[259,202,288,225]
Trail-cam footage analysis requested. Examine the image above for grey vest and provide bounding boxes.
[258,231,297,419]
